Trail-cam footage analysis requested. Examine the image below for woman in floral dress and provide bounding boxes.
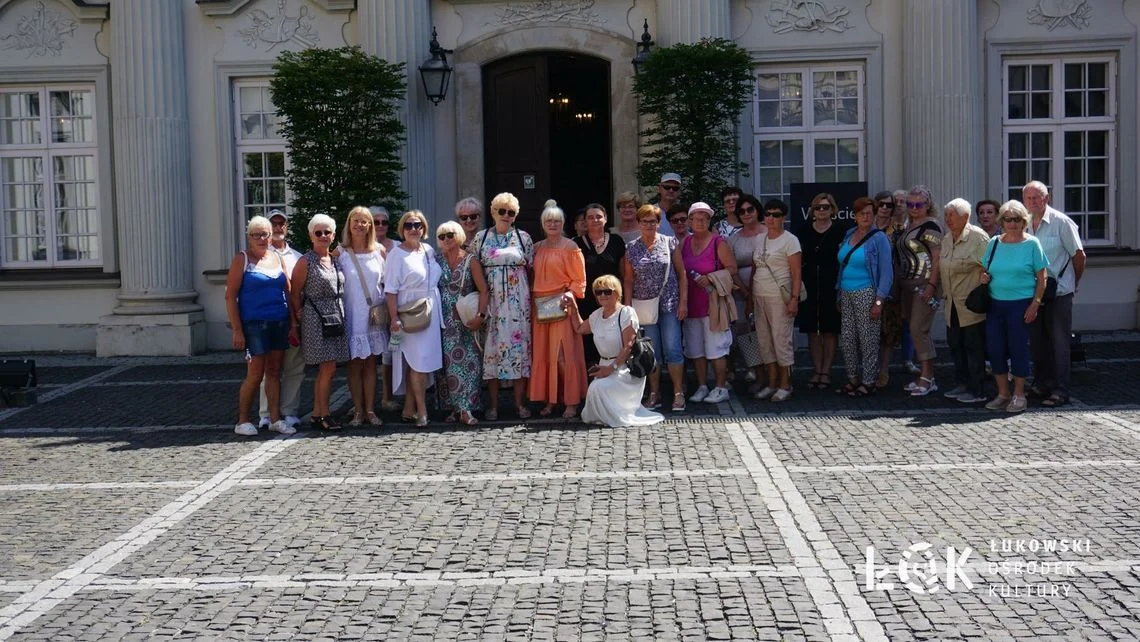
[435,220,488,425]
[472,192,535,420]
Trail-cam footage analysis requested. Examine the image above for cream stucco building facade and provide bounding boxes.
[0,0,1138,355]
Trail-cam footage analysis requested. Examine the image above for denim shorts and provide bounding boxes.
[243,319,289,357]
[642,307,685,365]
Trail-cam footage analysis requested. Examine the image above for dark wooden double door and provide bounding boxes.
[483,53,611,238]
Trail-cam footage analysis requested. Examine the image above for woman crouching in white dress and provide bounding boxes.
[564,274,664,427]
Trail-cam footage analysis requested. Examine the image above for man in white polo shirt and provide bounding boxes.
[1022,181,1085,407]
[259,209,305,429]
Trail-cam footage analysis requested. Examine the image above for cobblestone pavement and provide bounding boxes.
[2,338,1140,640]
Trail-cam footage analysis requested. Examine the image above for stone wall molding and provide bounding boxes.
[1027,0,1091,31]
[196,0,353,17]
[766,0,852,34]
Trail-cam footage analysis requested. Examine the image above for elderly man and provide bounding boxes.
[258,209,305,430]
[940,198,990,404]
[1023,180,1085,407]
[454,197,483,251]
[656,172,682,236]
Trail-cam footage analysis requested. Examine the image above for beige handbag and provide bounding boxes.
[398,297,432,332]
[347,249,388,327]
[759,236,808,304]
[534,293,568,323]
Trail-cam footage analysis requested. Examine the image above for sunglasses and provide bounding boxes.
[593,289,614,297]
[813,204,832,211]
[496,208,517,218]
[249,231,270,240]
[458,214,480,222]
[739,205,757,214]
[1001,216,1022,223]
[878,202,894,209]
[373,219,388,226]
[907,201,927,209]
[271,220,287,227]
[313,230,333,238]
[661,184,680,192]
[403,221,424,230]
[669,217,687,224]
[764,211,786,218]
[437,232,456,241]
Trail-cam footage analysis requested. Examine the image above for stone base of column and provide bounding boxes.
[96,311,207,357]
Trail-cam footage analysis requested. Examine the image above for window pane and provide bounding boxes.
[1088,90,1106,117]
[757,102,778,127]
[1087,130,1107,157]
[835,71,858,98]
[1031,160,1050,181]
[1008,133,1028,159]
[1064,159,1083,185]
[836,138,858,164]
[239,86,263,113]
[759,168,782,194]
[1008,160,1027,187]
[1031,132,1051,158]
[758,140,780,167]
[836,166,859,182]
[1009,66,1027,91]
[1031,65,1051,91]
[1031,92,1051,119]
[816,167,836,182]
[1064,63,1083,90]
[1087,186,1106,211]
[245,180,265,206]
[1064,90,1082,118]
[1064,187,1083,211]
[782,139,803,166]
[243,152,265,178]
[814,99,835,125]
[1088,63,1107,89]
[756,74,779,101]
[815,139,835,165]
[0,92,42,145]
[780,100,802,127]
[1087,158,1106,184]
[1008,93,1026,119]
[838,98,858,125]
[267,178,285,204]
[266,151,285,177]
[780,73,802,100]
[1085,214,1106,240]
[240,113,264,139]
[1064,131,1082,157]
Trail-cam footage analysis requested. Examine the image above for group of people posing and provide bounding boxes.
[225,174,1084,435]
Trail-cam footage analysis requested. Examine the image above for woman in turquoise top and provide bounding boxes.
[835,197,894,396]
[978,200,1048,413]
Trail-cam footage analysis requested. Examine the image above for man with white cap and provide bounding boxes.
[258,209,305,430]
[656,172,682,236]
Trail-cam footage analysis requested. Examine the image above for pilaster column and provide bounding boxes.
[358,0,435,212]
[655,0,730,45]
[902,1,983,205]
[98,0,203,355]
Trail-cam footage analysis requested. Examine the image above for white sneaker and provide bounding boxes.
[257,417,271,429]
[284,415,301,428]
[943,386,967,399]
[754,386,777,400]
[688,385,709,403]
[234,422,258,436]
[770,388,793,402]
[956,392,985,404]
[269,419,296,435]
[704,387,729,404]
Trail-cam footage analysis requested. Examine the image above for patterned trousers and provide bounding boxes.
[840,287,882,384]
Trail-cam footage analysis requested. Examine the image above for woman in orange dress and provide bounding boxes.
[530,200,588,418]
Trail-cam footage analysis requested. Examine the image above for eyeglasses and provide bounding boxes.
[907,201,927,209]
[437,232,456,241]
[638,219,658,226]
[813,204,832,211]
[878,202,894,209]
[496,208,517,218]
[249,232,270,240]
[739,205,757,214]
[458,214,480,222]
[593,289,614,297]
[373,219,389,226]
[403,221,424,230]
[313,230,333,238]
[1001,216,1022,223]
[660,184,680,192]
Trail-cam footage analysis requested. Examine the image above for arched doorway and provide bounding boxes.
[482,53,612,238]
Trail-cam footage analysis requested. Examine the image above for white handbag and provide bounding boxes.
[630,238,670,326]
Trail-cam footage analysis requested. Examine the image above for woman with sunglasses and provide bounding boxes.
[225,215,296,437]
[575,203,627,366]
[531,201,588,418]
[337,206,387,426]
[621,203,688,412]
[666,204,690,243]
[473,192,535,420]
[435,220,489,425]
[369,205,398,412]
[565,275,665,427]
[872,190,904,388]
[897,185,945,396]
[384,210,443,427]
[454,197,484,252]
[369,205,395,256]
[751,199,802,402]
[290,214,350,430]
[728,194,768,388]
[796,192,845,391]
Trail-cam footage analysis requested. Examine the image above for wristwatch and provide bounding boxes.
[1033,297,1043,304]
[874,299,883,306]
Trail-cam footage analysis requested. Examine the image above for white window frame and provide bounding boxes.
[232,78,290,239]
[752,63,866,205]
[1002,55,1117,246]
[0,84,101,268]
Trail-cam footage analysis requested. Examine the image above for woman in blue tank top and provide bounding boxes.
[225,215,295,437]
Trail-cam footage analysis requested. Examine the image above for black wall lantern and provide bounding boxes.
[631,19,654,73]
[418,26,454,106]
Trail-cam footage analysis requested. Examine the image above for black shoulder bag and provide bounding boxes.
[619,306,656,379]
[965,240,999,314]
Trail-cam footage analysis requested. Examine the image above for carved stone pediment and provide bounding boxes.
[196,0,353,17]
[0,0,105,62]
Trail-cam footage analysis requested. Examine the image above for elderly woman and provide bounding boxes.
[611,191,642,243]
[835,197,893,396]
[225,215,295,437]
[576,203,626,365]
[898,185,945,396]
[565,275,665,427]
[976,199,1001,238]
[682,202,737,405]
[751,199,802,402]
[873,190,905,388]
[435,219,488,425]
[531,201,588,418]
[455,197,484,251]
[369,205,399,412]
[980,200,1048,413]
[338,206,388,426]
[385,210,444,427]
[717,186,744,238]
[665,204,690,243]
[940,198,990,404]
[473,192,534,420]
[622,204,688,412]
[729,194,767,386]
[290,214,350,430]
[797,192,845,391]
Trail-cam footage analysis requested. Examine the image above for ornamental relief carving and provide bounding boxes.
[766,0,852,34]
[0,1,77,57]
[488,0,607,27]
[238,0,320,50]
[1027,0,1091,31]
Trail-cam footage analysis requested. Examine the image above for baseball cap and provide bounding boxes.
[660,172,682,185]
[267,209,288,222]
[688,202,713,216]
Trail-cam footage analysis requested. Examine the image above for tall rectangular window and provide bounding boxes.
[1003,56,1115,244]
[233,80,288,224]
[0,86,100,268]
[753,64,864,205]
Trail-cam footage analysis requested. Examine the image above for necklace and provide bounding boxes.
[589,233,608,253]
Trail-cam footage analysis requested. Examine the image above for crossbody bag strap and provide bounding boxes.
[1056,254,1071,279]
[655,237,670,297]
[346,250,375,307]
[840,228,879,271]
[984,239,1000,271]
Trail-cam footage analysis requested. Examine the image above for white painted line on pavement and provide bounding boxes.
[727,421,887,642]
[0,424,229,435]
[0,365,133,423]
[89,379,245,387]
[788,459,1140,474]
[74,564,801,592]
[0,481,203,492]
[1096,412,1140,442]
[0,436,297,640]
[237,468,750,487]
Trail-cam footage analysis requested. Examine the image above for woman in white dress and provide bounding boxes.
[565,274,664,427]
[337,206,387,426]
[385,210,444,427]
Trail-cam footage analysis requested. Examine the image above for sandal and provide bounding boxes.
[644,392,661,410]
[539,404,555,417]
[672,392,686,412]
[444,413,458,423]
[485,407,498,421]
[311,416,341,431]
[875,371,889,388]
[349,411,364,427]
[909,376,938,396]
[1041,394,1069,408]
[816,374,831,390]
[365,411,383,426]
[808,372,822,387]
[459,411,478,426]
[380,400,401,412]
[848,384,874,397]
[562,406,578,419]
[400,414,417,424]
[835,381,860,395]
[517,405,532,420]
[415,415,429,427]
